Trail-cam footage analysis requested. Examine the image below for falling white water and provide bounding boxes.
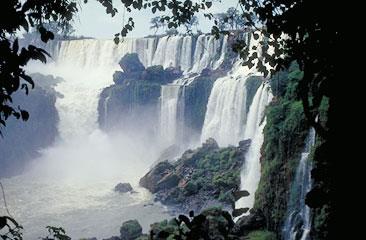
[282,129,315,240]
[236,84,273,211]
[3,38,177,239]
[159,76,196,146]
[200,31,264,147]
[1,34,230,238]
[200,61,256,146]
[160,84,182,146]
[157,34,228,146]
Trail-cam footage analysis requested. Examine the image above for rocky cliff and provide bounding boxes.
[254,63,310,236]
[0,73,60,177]
[98,53,182,131]
[139,138,251,214]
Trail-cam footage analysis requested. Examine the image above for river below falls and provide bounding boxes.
[1,174,171,239]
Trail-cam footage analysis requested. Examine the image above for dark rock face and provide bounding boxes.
[139,138,251,214]
[119,53,145,74]
[114,183,133,193]
[120,220,143,240]
[139,161,175,193]
[232,209,266,236]
[98,54,182,130]
[0,73,60,177]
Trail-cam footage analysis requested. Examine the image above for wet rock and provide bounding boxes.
[232,209,266,236]
[119,53,145,74]
[114,183,133,193]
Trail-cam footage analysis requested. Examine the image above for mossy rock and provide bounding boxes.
[120,220,142,240]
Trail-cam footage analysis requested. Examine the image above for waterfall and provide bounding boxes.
[35,34,228,141]
[200,68,273,212]
[236,84,273,211]
[157,34,228,146]
[201,60,264,146]
[159,76,195,146]
[200,31,274,213]
[282,129,316,240]
[160,84,183,146]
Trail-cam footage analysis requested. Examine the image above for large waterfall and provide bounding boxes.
[282,129,315,240]
[1,35,232,239]
[236,84,272,210]
[201,31,274,212]
[156,35,228,146]
[200,62,253,146]
[160,84,183,146]
[201,62,273,210]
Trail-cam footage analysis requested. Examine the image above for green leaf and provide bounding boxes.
[20,110,29,121]
[205,2,212,8]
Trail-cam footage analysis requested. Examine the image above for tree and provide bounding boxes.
[185,15,199,33]
[150,16,161,35]
[0,0,78,135]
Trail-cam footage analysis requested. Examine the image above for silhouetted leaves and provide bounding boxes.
[0,0,78,134]
[0,216,23,240]
[42,226,71,240]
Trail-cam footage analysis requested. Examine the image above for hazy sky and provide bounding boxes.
[73,0,238,39]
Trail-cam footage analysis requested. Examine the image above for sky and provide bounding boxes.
[73,0,238,39]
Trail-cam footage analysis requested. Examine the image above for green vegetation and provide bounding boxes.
[140,139,251,212]
[120,220,143,240]
[180,146,243,204]
[246,230,277,240]
[254,63,309,233]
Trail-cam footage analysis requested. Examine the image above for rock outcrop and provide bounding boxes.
[0,73,60,177]
[98,54,182,130]
[114,183,133,193]
[139,138,251,214]
[119,220,143,240]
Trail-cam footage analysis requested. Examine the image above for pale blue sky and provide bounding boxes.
[73,0,238,39]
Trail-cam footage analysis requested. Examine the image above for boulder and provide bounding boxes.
[156,173,180,191]
[114,183,133,193]
[113,71,127,84]
[120,220,143,240]
[231,209,266,236]
[119,53,145,74]
[139,161,175,193]
[202,138,219,150]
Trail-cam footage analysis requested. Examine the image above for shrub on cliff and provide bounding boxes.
[120,220,143,240]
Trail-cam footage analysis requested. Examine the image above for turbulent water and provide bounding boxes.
[0,34,231,239]
[282,129,315,240]
[0,32,275,238]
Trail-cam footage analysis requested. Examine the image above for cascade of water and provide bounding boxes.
[212,35,228,69]
[200,31,274,214]
[157,34,229,146]
[159,83,183,146]
[236,84,273,211]
[200,62,251,146]
[282,129,316,240]
[180,36,193,73]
